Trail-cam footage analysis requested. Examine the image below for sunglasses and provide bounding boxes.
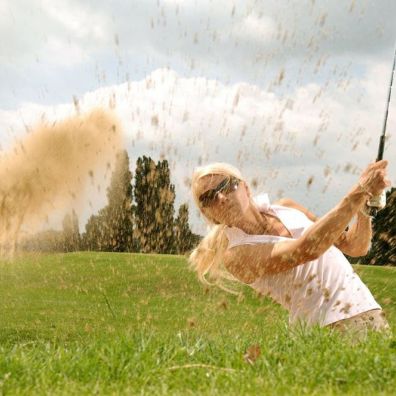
[199,176,241,208]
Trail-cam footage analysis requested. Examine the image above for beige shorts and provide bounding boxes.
[327,309,392,342]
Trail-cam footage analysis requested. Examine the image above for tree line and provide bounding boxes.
[21,151,201,255]
[20,153,395,265]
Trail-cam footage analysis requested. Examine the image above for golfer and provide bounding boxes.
[189,160,392,338]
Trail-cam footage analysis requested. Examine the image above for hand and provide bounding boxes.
[358,160,391,197]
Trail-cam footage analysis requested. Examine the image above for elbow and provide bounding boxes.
[343,241,371,257]
[346,247,370,258]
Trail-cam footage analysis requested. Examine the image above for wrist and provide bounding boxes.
[357,182,373,198]
[345,184,371,207]
[358,206,373,220]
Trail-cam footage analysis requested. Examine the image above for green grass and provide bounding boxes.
[0,252,395,395]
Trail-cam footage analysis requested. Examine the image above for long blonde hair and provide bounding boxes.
[189,162,247,294]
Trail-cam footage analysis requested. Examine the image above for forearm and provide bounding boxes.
[343,211,372,256]
[299,184,369,259]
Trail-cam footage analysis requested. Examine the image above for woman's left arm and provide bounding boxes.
[334,212,372,257]
[276,198,371,257]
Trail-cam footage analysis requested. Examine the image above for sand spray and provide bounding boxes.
[0,108,123,257]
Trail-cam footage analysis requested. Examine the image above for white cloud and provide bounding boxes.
[0,0,110,69]
[1,0,395,113]
[43,36,90,67]
[42,0,107,40]
[232,13,275,43]
[1,66,395,235]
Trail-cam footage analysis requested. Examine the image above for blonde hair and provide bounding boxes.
[188,162,246,294]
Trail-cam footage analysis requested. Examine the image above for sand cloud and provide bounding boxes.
[0,108,122,254]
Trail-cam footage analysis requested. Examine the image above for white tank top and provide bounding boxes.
[224,193,382,327]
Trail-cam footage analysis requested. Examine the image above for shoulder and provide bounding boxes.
[273,197,297,207]
[272,198,318,222]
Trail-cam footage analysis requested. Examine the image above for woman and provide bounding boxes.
[189,160,392,339]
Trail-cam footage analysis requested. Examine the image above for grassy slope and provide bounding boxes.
[0,252,395,395]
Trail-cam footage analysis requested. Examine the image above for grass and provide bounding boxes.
[0,252,395,395]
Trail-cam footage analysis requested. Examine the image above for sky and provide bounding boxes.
[1,0,396,235]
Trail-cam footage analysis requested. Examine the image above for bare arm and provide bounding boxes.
[334,211,372,257]
[275,198,372,257]
[224,161,389,282]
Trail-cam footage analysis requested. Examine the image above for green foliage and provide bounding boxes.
[133,156,159,253]
[18,211,80,253]
[133,156,176,253]
[82,150,134,252]
[62,209,80,252]
[19,152,198,255]
[174,203,201,254]
[100,150,134,252]
[18,229,64,252]
[363,188,396,266]
[18,152,197,255]
[82,213,102,251]
[0,253,395,395]
[155,159,176,254]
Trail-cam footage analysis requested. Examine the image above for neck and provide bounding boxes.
[231,204,270,234]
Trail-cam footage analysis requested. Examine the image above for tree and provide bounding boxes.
[133,156,176,253]
[82,213,103,251]
[19,229,64,252]
[363,187,396,266]
[154,159,176,253]
[100,150,134,252]
[81,150,134,252]
[62,209,80,252]
[174,203,195,254]
[133,156,158,253]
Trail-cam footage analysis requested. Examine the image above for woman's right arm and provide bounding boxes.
[223,160,390,282]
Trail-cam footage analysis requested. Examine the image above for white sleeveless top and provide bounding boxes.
[224,193,381,327]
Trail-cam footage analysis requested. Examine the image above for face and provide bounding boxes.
[196,174,251,226]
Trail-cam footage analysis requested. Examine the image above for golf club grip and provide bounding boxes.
[376,135,385,162]
[366,191,386,216]
[366,138,386,216]
[366,136,386,215]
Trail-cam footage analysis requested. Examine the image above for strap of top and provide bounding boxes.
[224,226,294,249]
[224,192,296,249]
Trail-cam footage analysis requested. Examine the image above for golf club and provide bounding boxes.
[366,44,396,216]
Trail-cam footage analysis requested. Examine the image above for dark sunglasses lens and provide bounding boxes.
[225,177,239,192]
[200,178,226,199]
[199,177,240,207]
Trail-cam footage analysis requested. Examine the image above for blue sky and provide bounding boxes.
[1,0,395,235]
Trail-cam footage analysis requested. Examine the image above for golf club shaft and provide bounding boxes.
[377,45,396,161]
[367,45,396,215]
